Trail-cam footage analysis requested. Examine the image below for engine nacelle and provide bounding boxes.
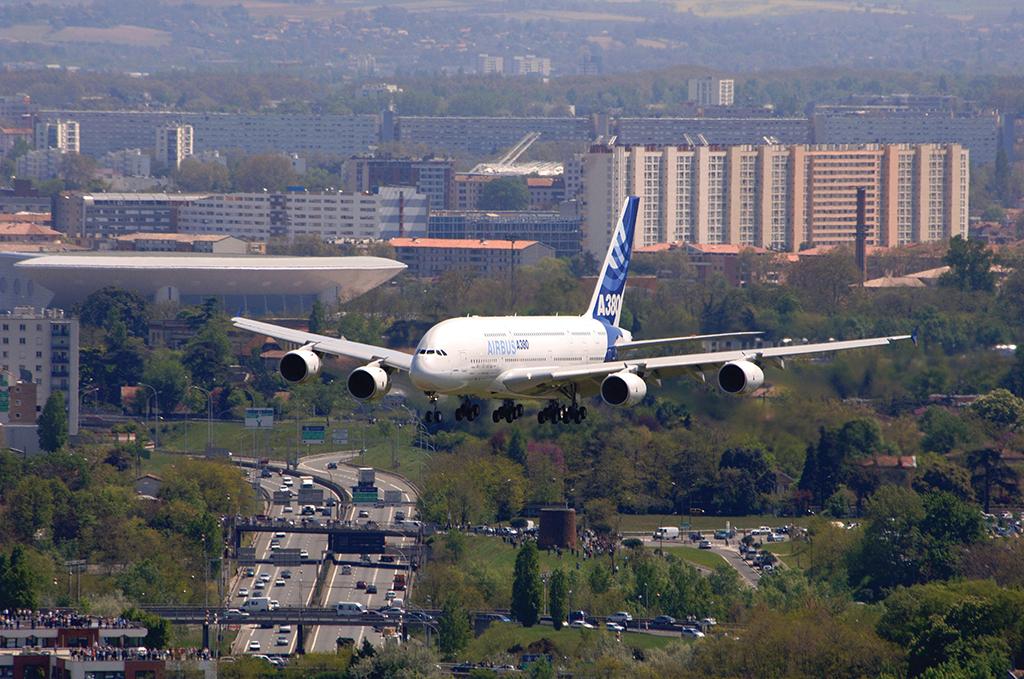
[347,365,391,401]
[601,371,648,407]
[717,360,765,394]
[279,348,321,383]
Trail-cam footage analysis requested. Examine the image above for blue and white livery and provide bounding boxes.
[234,197,912,425]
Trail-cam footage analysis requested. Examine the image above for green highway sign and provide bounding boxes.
[0,390,8,413]
[302,424,326,444]
[352,490,379,504]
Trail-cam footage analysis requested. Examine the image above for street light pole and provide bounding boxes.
[138,382,159,453]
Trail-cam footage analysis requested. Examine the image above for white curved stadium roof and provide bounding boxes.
[5,253,406,307]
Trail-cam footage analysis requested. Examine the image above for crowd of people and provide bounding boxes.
[0,610,135,630]
[67,646,213,662]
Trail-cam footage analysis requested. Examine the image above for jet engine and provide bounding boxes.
[279,348,321,383]
[717,360,764,394]
[600,371,648,407]
[347,365,391,401]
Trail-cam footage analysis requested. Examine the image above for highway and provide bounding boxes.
[227,451,421,656]
[297,452,420,654]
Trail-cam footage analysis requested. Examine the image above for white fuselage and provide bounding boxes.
[408,316,621,400]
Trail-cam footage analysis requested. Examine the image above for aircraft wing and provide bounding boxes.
[616,331,763,350]
[499,334,912,392]
[232,317,414,372]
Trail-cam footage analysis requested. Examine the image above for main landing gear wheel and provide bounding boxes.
[492,400,522,424]
[539,401,587,425]
[456,399,481,422]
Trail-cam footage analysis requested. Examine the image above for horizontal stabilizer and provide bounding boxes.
[617,331,763,350]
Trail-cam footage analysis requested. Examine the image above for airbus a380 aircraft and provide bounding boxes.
[234,196,913,425]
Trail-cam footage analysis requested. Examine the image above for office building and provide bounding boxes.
[34,119,79,153]
[615,116,810,146]
[0,93,32,120]
[390,237,554,278]
[15,149,66,181]
[512,55,552,77]
[54,192,207,239]
[477,54,505,75]
[428,209,582,257]
[688,77,735,107]
[0,182,51,214]
[0,306,79,435]
[40,110,380,157]
[580,142,969,258]
[343,155,455,210]
[99,148,151,177]
[176,187,427,241]
[155,123,193,169]
[812,107,999,164]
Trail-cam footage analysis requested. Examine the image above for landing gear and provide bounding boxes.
[455,399,481,422]
[538,400,587,425]
[492,400,523,424]
[424,394,442,424]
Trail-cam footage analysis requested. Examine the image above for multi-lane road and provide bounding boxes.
[229,451,419,656]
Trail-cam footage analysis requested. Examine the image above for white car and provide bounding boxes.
[238,587,249,597]
[275,578,286,587]
[282,478,293,486]
[279,624,292,633]
[607,611,633,625]
[254,581,266,590]
[248,640,261,651]
[259,573,271,581]
[570,620,595,629]
[279,485,289,493]
[275,635,289,646]
[274,531,286,538]
[605,621,624,632]
[681,627,706,639]
[300,549,309,558]
[226,608,249,618]
[283,506,294,513]
[385,590,396,600]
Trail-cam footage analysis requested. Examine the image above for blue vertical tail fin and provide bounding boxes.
[586,196,639,327]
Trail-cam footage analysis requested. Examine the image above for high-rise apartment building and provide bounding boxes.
[512,55,552,77]
[34,119,79,153]
[580,142,969,258]
[687,78,735,107]
[99,148,151,177]
[0,307,79,435]
[477,54,505,75]
[155,123,193,169]
[343,155,455,210]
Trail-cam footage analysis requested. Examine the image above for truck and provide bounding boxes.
[393,574,406,591]
[358,467,375,486]
[384,489,403,504]
[653,526,680,540]
[300,476,314,489]
[242,597,277,612]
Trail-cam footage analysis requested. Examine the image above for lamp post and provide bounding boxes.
[138,382,159,452]
[189,385,214,451]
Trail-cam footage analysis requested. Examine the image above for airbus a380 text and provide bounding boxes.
[234,196,913,425]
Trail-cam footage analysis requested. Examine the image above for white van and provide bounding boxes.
[335,602,367,616]
[242,597,273,612]
[653,527,680,540]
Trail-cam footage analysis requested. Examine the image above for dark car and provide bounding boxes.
[327,462,338,469]
[568,610,588,623]
[355,580,367,590]
[280,570,292,579]
[366,584,378,594]
[652,615,676,626]
[689,531,702,541]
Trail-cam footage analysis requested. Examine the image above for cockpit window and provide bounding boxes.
[426,350,436,354]
[419,349,447,355]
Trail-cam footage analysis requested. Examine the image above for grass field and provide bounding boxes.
[763,541,805,570]
[460,534,589,576]
[618,514,809,533]
[656,545,729,570]
[465,622,683,663]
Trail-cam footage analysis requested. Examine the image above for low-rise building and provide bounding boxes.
[389,237,554,278]
[428,209,582,258]
[112,233,248,254]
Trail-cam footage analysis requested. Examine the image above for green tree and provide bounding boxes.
[478,176,529,210]
[38,391,68,452]
[122,607,170,648]
[77,287,150,337]
[60,152,98,189]
[965,448,1019,513]
[173,157,232,192]
[183,318,233,389]
[231,154,297,192]
[919,407,972,454]
[511,542,542,626]
[548,569,568,630]
[348,642,444,678]
[308,299,327,335]
[141,349,189,414]
[0,547,40,609]
[971,388,1024,432]
[1000,346,1024,398]
[939,235,994,292]
[437,594,472,658]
